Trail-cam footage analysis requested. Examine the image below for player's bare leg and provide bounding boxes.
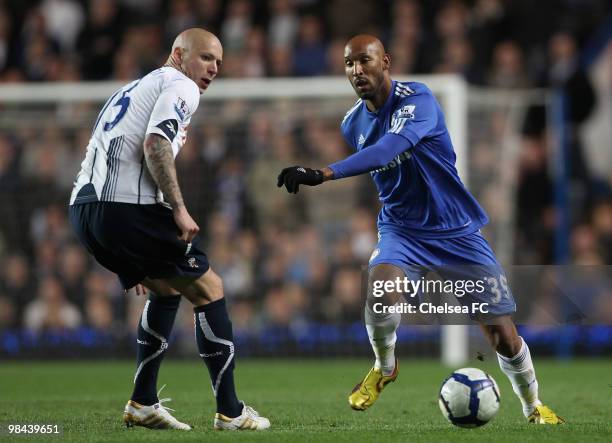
[349,263,402,411]
[146,269,270,430]
[479,316,565,424]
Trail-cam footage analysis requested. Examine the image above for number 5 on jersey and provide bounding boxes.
[104,80,140,132]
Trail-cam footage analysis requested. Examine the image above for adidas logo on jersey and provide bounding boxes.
[165,122,176,134]
[394,83,415,97]
[358,134,366,146]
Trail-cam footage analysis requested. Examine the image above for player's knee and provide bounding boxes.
[193,268,224,302]
[205,271,224,299]
[367,264,404,307]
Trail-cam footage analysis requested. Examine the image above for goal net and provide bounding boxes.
[0,76,543,363]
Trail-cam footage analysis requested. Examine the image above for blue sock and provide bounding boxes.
[130,293,180,405]
[194,298,242,417]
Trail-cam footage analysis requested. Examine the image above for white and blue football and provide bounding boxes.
[438,367,500,428]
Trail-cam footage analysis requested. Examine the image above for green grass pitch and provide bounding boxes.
[0,359,610,442]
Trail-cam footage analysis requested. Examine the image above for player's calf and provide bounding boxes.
[481,320,565,423]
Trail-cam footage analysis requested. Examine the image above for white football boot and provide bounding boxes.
[123,385,192,430]
[213,402,270,430]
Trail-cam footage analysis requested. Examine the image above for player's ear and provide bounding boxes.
[173,46,184,64]
[382,53,391,71]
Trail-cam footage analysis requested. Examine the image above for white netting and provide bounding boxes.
[0,76,543,359]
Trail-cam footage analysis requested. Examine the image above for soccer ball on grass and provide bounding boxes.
[438,367,500,427]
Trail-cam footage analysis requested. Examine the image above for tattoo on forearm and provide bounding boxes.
[144,135,184,208]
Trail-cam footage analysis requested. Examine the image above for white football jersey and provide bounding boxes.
[70,66,200,206]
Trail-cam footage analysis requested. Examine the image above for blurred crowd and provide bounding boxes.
[0,100,383,336]
[0,0,611,339]
[0,0,609,83]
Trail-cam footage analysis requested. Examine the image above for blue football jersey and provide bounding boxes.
[340,81,488,238]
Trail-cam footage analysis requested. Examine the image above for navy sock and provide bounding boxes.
[130,293,181,406]
[194,298,242,417]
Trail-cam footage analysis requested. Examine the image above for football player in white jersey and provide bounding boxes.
[69,28,270,431]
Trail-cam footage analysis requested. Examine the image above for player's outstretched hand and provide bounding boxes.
[277,166,324,194]
[173,205,200,242]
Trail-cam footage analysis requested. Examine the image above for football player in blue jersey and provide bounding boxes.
[277,34,564,424]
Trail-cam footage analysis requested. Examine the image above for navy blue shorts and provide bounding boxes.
[369,226,516,317]
[69,202,209,289]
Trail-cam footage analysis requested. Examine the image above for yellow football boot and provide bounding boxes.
[528,405,566,424]
[348,359,398,411]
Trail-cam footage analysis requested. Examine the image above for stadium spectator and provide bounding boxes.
[263,283,307,327]
[487,40,531,88]
[268,0,299,49]
[389,0,423,74]
[0,294,17,329]
[247,130,299,228]
[194,0,223,35]
[84,292,114,331]
[592,200,612,263]
[121,0,163,19]
[0,134,23,251]
[112,45,140,80]
[570,224,601,265]
[348,208,377,262]
[165,0,198,48]
[434,38,482,83]
[221,0,253,52]
[326,38,346,75]
[292,15,327,76]
[120,24,164,74]
[40,0,85,53]
[228,298,258,335]
[1,253,34,324]
[323,266,363,322]
[76,0,122,80]
[176,136,217,231]
[515,135,554,263]
[23,275,82,333]
[0,5,12,73]
[57,243,88,307]
[545,31,597,212]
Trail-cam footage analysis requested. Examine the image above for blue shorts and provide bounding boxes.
[69,202,209,289]
[369,225,516,317]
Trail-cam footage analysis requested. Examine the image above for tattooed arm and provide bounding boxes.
[143,133,199,241]
[144,133,184,208]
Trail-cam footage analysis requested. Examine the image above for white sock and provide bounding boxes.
[497,336,542,417]
[365,304,401,376]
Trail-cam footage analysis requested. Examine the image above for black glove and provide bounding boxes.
[277,166,324,194]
